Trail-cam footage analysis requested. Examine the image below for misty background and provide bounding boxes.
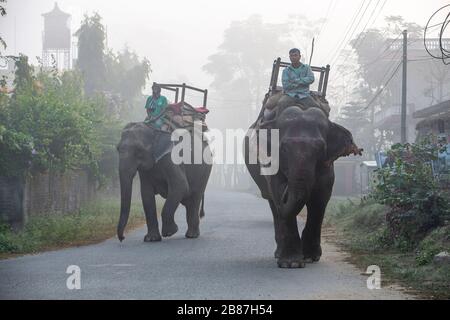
[1,0,449,191]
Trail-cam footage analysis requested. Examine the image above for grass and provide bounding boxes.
[324,197,450,299]
[0,197,163,259]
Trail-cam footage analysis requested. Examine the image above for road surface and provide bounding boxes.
[0,190,413,299]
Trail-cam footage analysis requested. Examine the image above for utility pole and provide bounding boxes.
[401,29,408,143]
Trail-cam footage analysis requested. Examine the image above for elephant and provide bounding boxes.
[116,122,212,242]
[244,105,362,268]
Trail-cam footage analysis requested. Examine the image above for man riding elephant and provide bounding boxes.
[279,48,320,111]
[145,83,169,129]
[263,48,323,121]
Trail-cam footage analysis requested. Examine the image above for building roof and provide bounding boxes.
[42,2,70,19]
[413,100,450,119]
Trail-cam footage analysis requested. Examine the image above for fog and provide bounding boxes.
[1,0,447,87]
[1,0,449,191]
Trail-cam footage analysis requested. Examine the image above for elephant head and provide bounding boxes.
[116,123,156,241]
[272,106,362,215]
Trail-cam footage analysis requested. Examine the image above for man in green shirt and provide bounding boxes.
[278,48,319,112]
[145,83,169,128]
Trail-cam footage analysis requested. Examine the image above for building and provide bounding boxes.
[373,37,450,143]
[41,2,72,70]
[414,99,450,141]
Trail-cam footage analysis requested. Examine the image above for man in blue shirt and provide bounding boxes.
[278,48,319,111]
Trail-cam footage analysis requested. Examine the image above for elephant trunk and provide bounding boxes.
[281,163,315,217]
[117,167,136,242]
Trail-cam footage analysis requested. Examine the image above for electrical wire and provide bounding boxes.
[362,61,403,110]
[336,0,383,68]
[424,4,450,65]
[324,0,368,64]
[329,0,374,67]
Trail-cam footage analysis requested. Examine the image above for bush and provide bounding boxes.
[372,138,450,246]
[415,226,450,265]
[0,54,122,180]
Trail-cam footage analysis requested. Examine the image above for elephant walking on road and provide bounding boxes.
[117,122,212,242]
[245,106,362,268]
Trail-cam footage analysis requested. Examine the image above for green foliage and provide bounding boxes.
[0,199,146,255]
[415,226,450,266]
[0,54,122,179]
[326,198,391,252]
[326,198,450,298]
[371,138,450,245]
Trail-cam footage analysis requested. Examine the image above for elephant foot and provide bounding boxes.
[144,233,162,242]
[277,257,306,269]
[162,222,178,237]
[303,244,322,263]
[185,228,200,239]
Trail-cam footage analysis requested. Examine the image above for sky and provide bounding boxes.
[1,0,448,93]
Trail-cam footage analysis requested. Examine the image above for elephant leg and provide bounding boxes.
[269,177,304,268]
[267,174,288,260]
[161,164,188,237]
[184,193,203,239]
[268,199,282,259]
[277,212,305,268]
[161,195,181,237]
[139,171,161,242]
[302,181,333,263]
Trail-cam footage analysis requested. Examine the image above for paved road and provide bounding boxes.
[0,190,413,299]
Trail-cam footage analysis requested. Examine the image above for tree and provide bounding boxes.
[0,54,121,179]
[75,13,151,122]
[203,15,294,125]
[104,47,151,113]
[74,13,107,96]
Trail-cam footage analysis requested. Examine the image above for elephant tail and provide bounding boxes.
[200,194,205,219]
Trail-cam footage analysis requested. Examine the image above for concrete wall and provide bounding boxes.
[24,170,96,217]
[0,170,97,229]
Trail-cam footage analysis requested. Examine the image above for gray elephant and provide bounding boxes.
[245,106,362,268]
[117,122,212,242]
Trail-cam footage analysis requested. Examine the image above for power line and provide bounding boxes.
[362,61,403,110]
[316,0,335,41]
[329,0,374,68]
[337,38,403,79]
[324,0,368,64]
[336,34,423,79]
[424,4,450,65]
[336,0,383,67]
[333,50,402,107]
[353,0,388,47]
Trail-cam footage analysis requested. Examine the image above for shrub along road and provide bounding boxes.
[0,190,414,299]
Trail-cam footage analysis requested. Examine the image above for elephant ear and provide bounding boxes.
[325,121,363,167]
